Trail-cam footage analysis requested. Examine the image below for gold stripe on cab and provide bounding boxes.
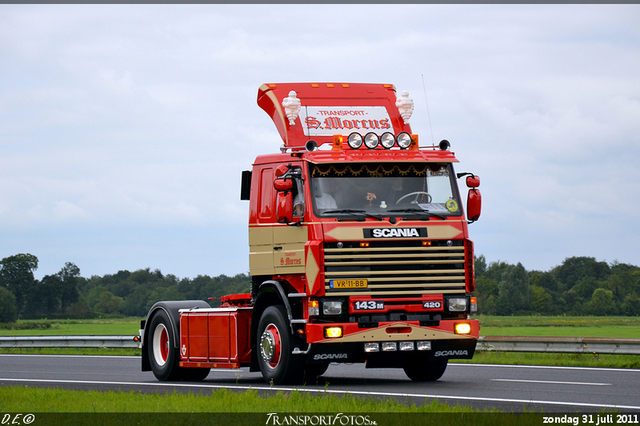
[325,225,463,241]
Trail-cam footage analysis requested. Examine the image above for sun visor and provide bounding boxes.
[257,83,413,149]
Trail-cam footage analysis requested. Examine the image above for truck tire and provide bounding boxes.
[148,310,181,381]
[256,305,305,385]
[403,358,448,382]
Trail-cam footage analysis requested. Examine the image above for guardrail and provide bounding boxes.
[2,335,640,355]
[478,336,640,355]
[0,335,140,348]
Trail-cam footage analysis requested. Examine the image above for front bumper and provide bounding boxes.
[305,318,478,344]
[303,318,478,365]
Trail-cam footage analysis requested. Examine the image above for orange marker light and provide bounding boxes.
[308,300,320,316]
[454,323,472,335]
[324,327,343,338]
[333,135,343,151]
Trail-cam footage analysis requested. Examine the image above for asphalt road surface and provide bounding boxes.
[2,354,639,413]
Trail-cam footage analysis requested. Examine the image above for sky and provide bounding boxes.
[1,4,640,280]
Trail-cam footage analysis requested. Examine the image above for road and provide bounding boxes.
[2,354,640,412]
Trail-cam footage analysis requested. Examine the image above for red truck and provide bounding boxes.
[140,82,482,384]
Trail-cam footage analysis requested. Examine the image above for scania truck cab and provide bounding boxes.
[140,82,481,385]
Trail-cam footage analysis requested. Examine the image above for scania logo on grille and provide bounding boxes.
[364,228,428,238]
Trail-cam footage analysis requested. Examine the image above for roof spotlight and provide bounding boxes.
[364,132,379,149]
[397,132,412,149]
[381,132,395,149]
[348,132,363,149]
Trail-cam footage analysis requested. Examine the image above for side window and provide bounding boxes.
[258,168,274,222]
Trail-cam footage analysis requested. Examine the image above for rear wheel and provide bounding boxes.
[403,358,448,381]
[149,310,181,381]
[256,305,305,385]
[148,310,210,382]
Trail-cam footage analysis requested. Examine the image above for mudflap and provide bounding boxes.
[306,343,358,364]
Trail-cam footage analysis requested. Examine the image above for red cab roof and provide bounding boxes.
[257,83,413,148]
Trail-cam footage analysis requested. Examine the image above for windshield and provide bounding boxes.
[310,163,462,218]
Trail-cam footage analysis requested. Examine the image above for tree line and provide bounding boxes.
[475,255,640,316]
[1,252,639,323]
[0,253,250,323]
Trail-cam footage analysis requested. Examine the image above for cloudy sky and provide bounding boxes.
[1,4,639,280]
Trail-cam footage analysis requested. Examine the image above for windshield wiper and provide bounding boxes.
[323,209,383,221]
[388,208,447,220]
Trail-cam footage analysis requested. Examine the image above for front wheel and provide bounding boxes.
[403,358,448,382]
[256,305,305,385]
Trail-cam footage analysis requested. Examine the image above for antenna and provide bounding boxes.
[421,74,435,146]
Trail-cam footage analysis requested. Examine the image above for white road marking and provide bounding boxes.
[451,363,640,373]
[491,378,611,386]
[1,377,639,411]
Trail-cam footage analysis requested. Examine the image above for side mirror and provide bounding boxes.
[467,188,481,222]
[276,191,293,224]
[274,178,293,192]
[466,175,480,188]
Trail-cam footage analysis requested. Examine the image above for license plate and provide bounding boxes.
[330,279,368,289]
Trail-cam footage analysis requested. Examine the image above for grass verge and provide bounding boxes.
[0,386,476,413]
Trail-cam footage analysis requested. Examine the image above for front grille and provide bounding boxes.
[324,240,466,297]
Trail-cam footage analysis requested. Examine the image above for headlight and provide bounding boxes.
[348,132,363,149]
[417,341,431,351]
[364,132,379,149]
[322,301,342,315]
[364,343,379,353]
[380,132,395,149]
[399,341,414,351]
[397,132,412,149]
[382,342,397,352]
[448,297,468,312]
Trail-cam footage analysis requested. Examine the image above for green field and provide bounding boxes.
[2,315,639,338]
[477,315,640,338]
[0,318,141,336]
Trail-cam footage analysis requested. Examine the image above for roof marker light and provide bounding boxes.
[332,135,343,151]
